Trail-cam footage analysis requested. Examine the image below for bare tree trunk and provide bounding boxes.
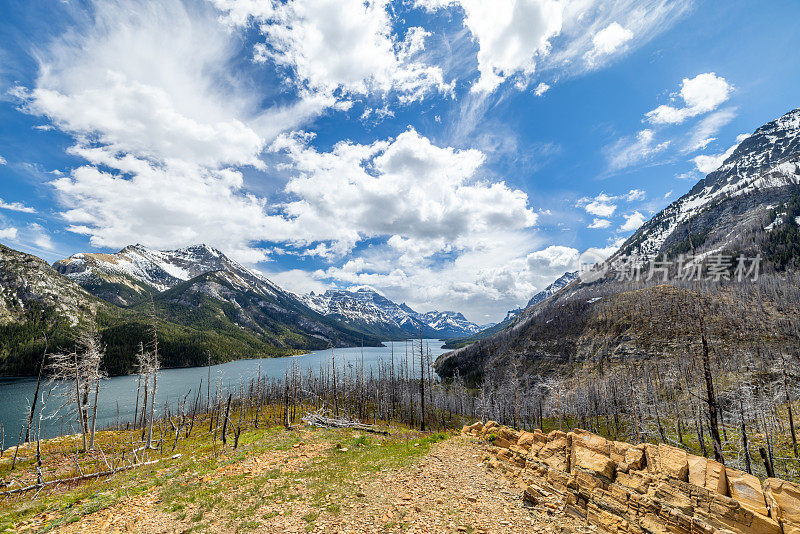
[781,353,799,457]
[25,336,47,443]
[89,376,100,450]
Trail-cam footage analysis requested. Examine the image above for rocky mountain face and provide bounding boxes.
[502,271,579,323]
[301,287,486,339]
[436,108,800,382]
[621,108,800,261]
[54,244,284,306]
[56,243,379,350]
[0,243,107,374]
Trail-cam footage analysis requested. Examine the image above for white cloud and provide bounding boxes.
[585,22,633,65]
[526,245,579,271]
[585,200,617,217]
[273,128,538,254]
[544,0,690,76]
[0,227,18,240]
[0,198,36,213]
[209,0,277,26]
[606,129,671,171]
[417,0,564,93]
[220,0,451,102]
[664,190,673,199]
[624,189,646,202]
[685,108,736,151]
[0,155,6,165]
[588,218,611,229]
[645,73,732,125]
[18,1,272,169]
[619,211,646,232]
[692,133,750,174]
[419,0,689,92]
[29,223,54,250]
[533,82,551,96]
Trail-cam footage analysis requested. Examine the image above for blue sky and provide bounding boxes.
[1,0,798,322]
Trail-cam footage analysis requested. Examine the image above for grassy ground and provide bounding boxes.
[0,409,450,533]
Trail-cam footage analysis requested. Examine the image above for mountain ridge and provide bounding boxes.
[435,107,800,381]
[301,287,487,339]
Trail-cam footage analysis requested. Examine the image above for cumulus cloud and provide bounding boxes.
[585,22,633,65]
[588,218,611,229]
[585,199,617,217]
[533,82,551,96]
[418,0,689,92]
[15,1,279,169]
[217,0,451,102]
[645,73,732,125]
[692,133,750,174]
[273,127,539,254]
[606,129,671,171]
[619,211,646,232]
[418,0,563,93]
[0,198,36,213]
[0,155,6,165]
[0,227,18,240]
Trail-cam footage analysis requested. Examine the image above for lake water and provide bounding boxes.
[0,340,448,444]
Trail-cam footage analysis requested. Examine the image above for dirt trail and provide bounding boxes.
[43,434,588,533]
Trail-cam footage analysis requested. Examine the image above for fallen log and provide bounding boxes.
[302,410,389,435]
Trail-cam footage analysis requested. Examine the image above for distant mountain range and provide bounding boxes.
[436,107,800,381]
[1,243,385,376]
[301,287,489,339]
[1,241,490,376]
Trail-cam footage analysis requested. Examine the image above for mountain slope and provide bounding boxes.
[0,242,103,374]
[435,108,800,382]
[441,271,578,349]
[301,287,484,339]
[620,108,800,261]
[55,243,382,353]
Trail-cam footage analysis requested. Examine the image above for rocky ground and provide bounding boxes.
[12,430,589,533]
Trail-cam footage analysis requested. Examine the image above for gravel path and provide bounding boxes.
[48,433,589,533]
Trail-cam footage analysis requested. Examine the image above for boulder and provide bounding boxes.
[764,478,800,533]
[657,444,689,481]
[498,427,520,443]
[467,421,483,433]
[538,435,569,473]
[483,420,499,432]
[571,430,611,456]
[726,468,769,517]
[493,436,514,449]
[688,455,727,495]
[517,431,535,450]
[572,445,616,481]
[624,446,646,471]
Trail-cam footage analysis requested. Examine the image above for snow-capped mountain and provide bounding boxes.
[436,108,800,381]
[53,244,381,351]
[621,108,800,261]
[54,244,282,305]
[301,287,486,339]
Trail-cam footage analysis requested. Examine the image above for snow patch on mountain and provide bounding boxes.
[301,288,486,338]
[623,108,800,260]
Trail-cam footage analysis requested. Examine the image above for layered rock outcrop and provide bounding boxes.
[463,422,800,533]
